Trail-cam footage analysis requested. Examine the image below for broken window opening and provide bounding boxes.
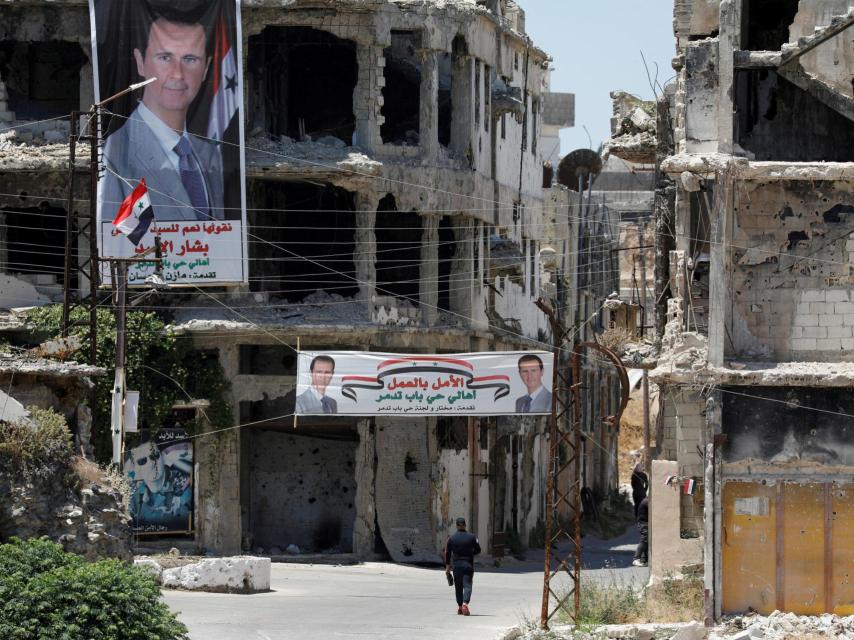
[249,180,358,301]
[735,69,854,162]
[437,417,468,451]
[531,98,538,155]
[501,113,506,139]
[0,41,85,119]
[248,27,357,144]
[521,92,529,151]
[474,60,481,128]
[484,65,491,133]
[438,53,452,147]
[239,345,297,376]
[438,217,455,312]
[1,204,66,279]
[381,31,422,145]
[375,194,422,301]
[743,0,799,51]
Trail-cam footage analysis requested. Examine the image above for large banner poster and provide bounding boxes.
[296,351,555,416]
[90,0,247,285]
[124,429,193,534]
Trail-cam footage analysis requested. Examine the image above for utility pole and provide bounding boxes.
[105,246,162,468]
[60,77,156,463]
[111,260,128,466]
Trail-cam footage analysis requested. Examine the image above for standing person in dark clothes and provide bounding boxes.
[633,495,649,567]
[630,450,648,520]
[444,517,481,616]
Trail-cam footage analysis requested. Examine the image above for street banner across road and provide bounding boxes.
[296,351,555,416]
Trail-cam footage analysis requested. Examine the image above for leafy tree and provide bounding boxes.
[26,305,231,462]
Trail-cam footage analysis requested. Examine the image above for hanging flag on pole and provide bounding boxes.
[112,178,154,246]
[207,10,239,143]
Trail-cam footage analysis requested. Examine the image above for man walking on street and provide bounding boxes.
[444,517,481,616]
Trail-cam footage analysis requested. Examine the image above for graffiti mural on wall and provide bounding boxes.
[124,429,193,534]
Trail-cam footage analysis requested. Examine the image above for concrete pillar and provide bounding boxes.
[353,418,376,556]
[354,44,383,151]
[451,55,473,163]
[418,49,439,162]
[717,0,743,154]
[450,217,474,321]
[419,213,439,326]
[196,343,242,555]
[707,177,732,366]
[354,192,378,318]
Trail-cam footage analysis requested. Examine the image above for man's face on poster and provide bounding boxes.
[310,358,335,395]
[518,357,544,394]
[134,18,210,125]
[127,441,166,494]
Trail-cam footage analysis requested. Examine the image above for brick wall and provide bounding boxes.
[659,386,705,537]
[730,180,854,361]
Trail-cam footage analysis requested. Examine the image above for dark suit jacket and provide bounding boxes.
[101,106,224,222]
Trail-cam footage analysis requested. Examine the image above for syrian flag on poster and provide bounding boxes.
[112,179,154,246]
[206,11,239,143]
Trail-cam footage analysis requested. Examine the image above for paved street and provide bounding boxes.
[164,531,648,640]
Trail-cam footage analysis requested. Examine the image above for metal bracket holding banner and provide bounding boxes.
[537,300,630,629]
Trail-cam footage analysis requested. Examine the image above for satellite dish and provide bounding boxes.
[557,148,603,191]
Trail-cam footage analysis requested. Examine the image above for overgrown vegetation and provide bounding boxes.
[0,408,73,482]
[26,305,232,461]
[0,537,188,639]
[581,488,637,540]
[557,574,704,627]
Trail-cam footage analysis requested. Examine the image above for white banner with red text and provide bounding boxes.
[295,351,555,417]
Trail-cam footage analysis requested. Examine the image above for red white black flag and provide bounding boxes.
[112,178,154,246]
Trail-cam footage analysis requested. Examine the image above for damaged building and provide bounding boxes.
[649,0,854,620]
[0,0,622,563]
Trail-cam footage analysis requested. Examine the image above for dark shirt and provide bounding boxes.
[637,497,649,525]
[631,464,648,495]
[445,530,481,567]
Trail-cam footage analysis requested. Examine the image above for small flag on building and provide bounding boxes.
[112,178,154,246]
[683,478,697,495]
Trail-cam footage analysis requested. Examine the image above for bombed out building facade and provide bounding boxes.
[650,0,854,620]
[0,0,633,562]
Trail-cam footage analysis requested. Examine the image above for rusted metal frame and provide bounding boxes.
[537,298,581,629]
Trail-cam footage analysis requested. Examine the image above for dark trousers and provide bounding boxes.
[633,492,646,520]
[452,564,474,605]
[634,523,648,562]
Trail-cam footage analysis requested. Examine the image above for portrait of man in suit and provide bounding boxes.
[515,354,552,414]
[101,10,224,222]
[296,355,338,415]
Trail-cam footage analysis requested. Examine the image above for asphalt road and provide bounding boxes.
[164,531,648,640]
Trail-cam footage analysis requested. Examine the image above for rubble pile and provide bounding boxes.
[245,133,382,174]
[505,612,854,639]
[710,611,854,640]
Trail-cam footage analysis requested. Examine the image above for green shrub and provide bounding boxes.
[0,538,188,640]
[0,408,73,481]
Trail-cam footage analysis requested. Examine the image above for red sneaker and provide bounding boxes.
[461,604,470,616]
[457,606,463,615]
